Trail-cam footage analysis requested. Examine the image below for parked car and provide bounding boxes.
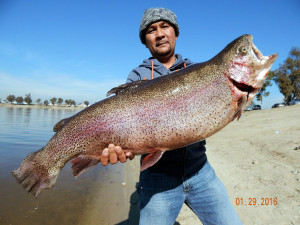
[244,106,252,111]
[252,105,261,110]
[288,99,300,105]
[272,103,286,108]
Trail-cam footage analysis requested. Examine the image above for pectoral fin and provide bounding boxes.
[71,156,100,177]
[141,151,164,171]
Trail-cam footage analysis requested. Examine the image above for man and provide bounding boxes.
[101,8,242,225]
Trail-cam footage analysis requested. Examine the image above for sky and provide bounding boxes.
[0,0,299,108]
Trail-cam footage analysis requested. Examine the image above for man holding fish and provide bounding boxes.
[100,7,242,225]
[12,6,277,224]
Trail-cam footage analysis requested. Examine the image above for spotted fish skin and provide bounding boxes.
[11,35,277,196]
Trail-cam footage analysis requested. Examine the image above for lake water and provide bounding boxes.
[0,106,132,225]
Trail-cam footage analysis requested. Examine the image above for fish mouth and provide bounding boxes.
[252,41,278,69]
[252,42,264,61]
[247,35,277,65]
[229,77,257,96]
[227,35,278,94]
[250,43,278,87]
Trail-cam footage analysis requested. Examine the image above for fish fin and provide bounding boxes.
[237,110,242,120]
[71,156,100,177]
[232,109,242,121]
[53,118,70,132]
[106,80,150,97]
[140,151,164,171]
[11,149,59,197]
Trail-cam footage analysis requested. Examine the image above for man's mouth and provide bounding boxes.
[156,41,168,47]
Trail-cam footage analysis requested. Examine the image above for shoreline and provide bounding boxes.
[0,103,86,110]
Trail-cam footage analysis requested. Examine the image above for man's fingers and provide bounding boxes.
[126,152,135,160]
[115,146,126,163]
[101,148,109,166]
[101,144,133,166]
[108,144,118,164]
[108,143,116,151]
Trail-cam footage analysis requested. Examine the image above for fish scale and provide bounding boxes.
[12,34,277,196]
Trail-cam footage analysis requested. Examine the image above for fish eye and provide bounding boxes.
[239,46,248,55]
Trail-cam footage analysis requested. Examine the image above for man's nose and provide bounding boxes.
[155,28,165,39]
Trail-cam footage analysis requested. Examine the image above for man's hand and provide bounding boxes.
[100,144,134,166]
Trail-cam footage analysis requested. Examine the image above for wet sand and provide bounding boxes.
[1,104,299,224]
[77,158,141,225]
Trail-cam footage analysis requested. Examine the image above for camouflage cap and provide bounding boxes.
[139,7,180,44]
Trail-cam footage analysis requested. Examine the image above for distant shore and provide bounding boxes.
[0,103,86,110]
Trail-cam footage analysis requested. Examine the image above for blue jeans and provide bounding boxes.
[138,161,242,225]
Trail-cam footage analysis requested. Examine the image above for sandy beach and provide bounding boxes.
[101,104,300,225]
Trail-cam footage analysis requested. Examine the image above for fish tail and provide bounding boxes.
[71,156,100,177]
[11,149,59,197]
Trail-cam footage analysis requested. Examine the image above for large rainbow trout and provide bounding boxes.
[12,35,277,196]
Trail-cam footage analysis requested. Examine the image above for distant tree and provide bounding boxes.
[44,100,49,106]
[24,93,32,105]
[6,95,15,103]
[271,47,300,103]
[65,99,76,106]
[16,96,24,104]
[57,98,63,105]
[256,73,273,109]
[84,101,89,106]
[50,97,57,106]
[36,98,41,105]
[71,100,76,106]
[65,99,70,106]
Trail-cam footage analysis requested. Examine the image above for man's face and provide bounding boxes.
[144,21,177,59]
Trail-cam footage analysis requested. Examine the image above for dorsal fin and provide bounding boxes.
[53,118,69,132]
[106,80,150,97]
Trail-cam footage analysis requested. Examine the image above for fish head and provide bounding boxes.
[221,34,278,115]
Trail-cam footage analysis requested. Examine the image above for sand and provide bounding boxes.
[111,104,300,225]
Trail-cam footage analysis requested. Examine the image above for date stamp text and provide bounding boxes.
[235,198,277,206]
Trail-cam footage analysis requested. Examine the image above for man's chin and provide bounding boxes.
[156,50,173,57]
